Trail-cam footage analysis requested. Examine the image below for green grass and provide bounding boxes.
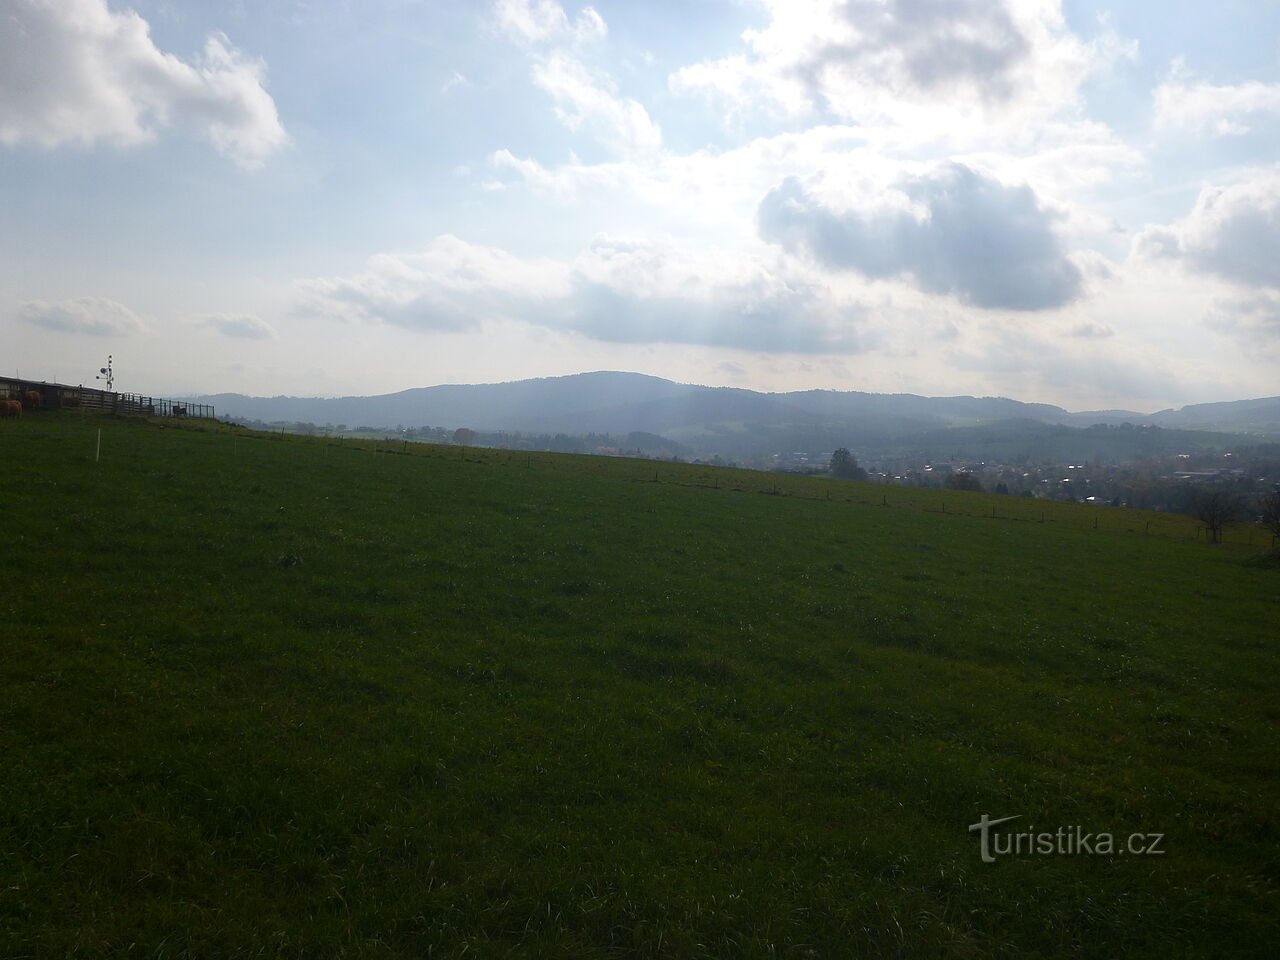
[2,413,1277,958]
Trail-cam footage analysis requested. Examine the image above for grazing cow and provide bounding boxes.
[22,390,42,410]
[0,400,22,418]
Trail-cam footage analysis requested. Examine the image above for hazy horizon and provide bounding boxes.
[183,368,1271,415]
[4,1,1279,409]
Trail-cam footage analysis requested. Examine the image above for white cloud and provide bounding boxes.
[441,71,470,94]
[0,0,287,168]
[567,236,862,351]
[758,163,1083,310]
[486,94,1140,273]
[1135,168,1280,290]
[493,0,606,46]
[18,296,144,336]
[296,235,571,331]
[197,313,277,340]
[483,1,1140,294]
[669,0,1130,133]
[295,234,868,353]
[1154,65,1280,137]
[493,0,659,156]
[531,53,661,154]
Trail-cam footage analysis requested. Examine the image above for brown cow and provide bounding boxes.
[0,400,22,418]
[22,390,42,410]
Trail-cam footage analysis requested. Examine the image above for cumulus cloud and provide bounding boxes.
[494,0,606,45]
[670,0,1128,130]
[531,54,662,154]
[1135,168,1280,290]
[1154,66,1280,137]
[296,234,865,353]
[18,296,144,335]
[567,237,860,351]
[758,163,1083,310]
[485,114,1141,289]
[0,0,287,167]
[297,235,569,331]
[493,0,659,155]
[197,313,277,340]
[485,3,1137,267]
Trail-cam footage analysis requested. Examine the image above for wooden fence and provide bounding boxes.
[0,377,215,419]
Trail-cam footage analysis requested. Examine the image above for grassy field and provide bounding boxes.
[1,412,1277,958]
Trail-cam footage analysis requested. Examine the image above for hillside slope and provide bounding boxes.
[2,414,1277,957]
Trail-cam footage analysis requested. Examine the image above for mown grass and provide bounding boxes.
[1,412,1277,958]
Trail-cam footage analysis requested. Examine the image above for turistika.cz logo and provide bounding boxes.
[968,815,1166,863]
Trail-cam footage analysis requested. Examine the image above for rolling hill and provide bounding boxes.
[190,372,1280,459]
[192,372,1280,434]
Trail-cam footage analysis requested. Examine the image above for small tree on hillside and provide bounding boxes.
[1258,490,1280,545]
[1190,488,1241,544]
[829,448,867,481]
[453,427,477,446]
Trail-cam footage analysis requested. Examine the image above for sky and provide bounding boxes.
[1,0,1278,410]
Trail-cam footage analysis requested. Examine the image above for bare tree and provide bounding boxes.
[1190,488,1241,544]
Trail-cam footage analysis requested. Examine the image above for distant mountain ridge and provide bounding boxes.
[189,372,1280,453]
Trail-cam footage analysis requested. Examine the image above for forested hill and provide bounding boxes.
[190,372,1280,453]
